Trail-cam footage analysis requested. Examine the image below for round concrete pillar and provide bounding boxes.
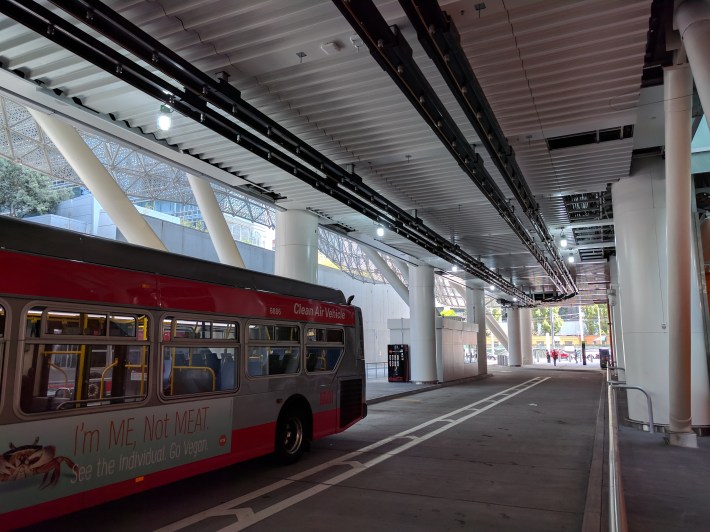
[520,307,533,365]
[29,109,166,251]
[275,210,318,283]
[677,0,710,122]
[187,174,245,268]
[471,287,487,374]
[665,64,695,444]
[408,264,437,382]
[507,307,522,367]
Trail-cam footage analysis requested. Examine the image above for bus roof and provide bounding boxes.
[0,216,347,305]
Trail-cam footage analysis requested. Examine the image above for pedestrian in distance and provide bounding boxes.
[551,349,559,366]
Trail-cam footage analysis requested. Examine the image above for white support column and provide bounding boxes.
[608,255,625,369]
[464,286,474,324]
[665,64,697,447]
[28,109,166,251]
[613,159,710,434]
[275,210,318,283]
[391,257,410,284]
[408,264,437,382]
[507,307,522,367]
[471,287,487,374]
[677,0,710,119]
[485,314,509,351]
[520,307,533,365]
[187,174,245,268]
[362,247,409,305]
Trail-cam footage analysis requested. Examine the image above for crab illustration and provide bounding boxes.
[0,437,76,489]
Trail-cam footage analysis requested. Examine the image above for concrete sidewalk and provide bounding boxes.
[365,365,710,532]
[617,411,710,531]
[365,363,602,403]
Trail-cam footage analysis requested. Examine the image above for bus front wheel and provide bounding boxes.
[274,407,308,464]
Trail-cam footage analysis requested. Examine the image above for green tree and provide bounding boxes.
[532,308,547,334]
[583,304,608,336]
[0,158,70,217]
[536,307,563,335]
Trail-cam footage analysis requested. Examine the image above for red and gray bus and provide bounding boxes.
[0,217,366,528]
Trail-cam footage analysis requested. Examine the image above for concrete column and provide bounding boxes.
[614,165,669,427]
[362,247,408,305]
[408,264,437,382]
[608,255,625,368]
[275,210,318,283]
[677,0,710,120]
[471,287,488,374]
[187,174,245,268]
[464,286,475,324]
[485,314,509,350]
[391,257,410,284]
[507,307,522,367]
[520,307,533,365]
[28,109,166,251]
[665,64,697,447]
[613,159,710,431]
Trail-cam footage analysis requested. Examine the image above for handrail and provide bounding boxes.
[609,365,626,377]
[605,366,656,532]
[607,382,628,532]
[609,384,655,434]
[366,362,387,379]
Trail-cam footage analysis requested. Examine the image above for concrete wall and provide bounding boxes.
[319,266,410,363]
[388,317,478,382]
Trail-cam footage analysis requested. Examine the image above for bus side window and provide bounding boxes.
[219,354,236,389]
[163,346,238,396]
[247,347,267,377]
[306,347,343,372]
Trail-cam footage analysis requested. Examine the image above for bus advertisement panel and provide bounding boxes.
[0,398,232,514]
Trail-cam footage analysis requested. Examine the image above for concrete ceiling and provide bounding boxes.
[0,0,663,306]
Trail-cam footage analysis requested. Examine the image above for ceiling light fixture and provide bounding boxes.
[560,237,568,248]
[488,285,495,291]
[568,255,575,264]
[157,104,173,131]
[376,226,385,237]
[452,265,458,272]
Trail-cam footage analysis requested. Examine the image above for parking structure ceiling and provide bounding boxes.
[0,0,664,306]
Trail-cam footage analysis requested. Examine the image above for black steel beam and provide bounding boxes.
[398,0,576,294]
[332,0,576,297]
[0,0,535,302]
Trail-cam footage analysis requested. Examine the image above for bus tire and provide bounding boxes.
[274,407,308,465]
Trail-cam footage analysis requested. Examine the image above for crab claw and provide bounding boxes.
[37,455,76,489]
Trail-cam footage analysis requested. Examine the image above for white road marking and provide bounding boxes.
[157,377,549,532]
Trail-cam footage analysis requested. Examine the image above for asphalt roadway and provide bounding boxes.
[22,367,606,532]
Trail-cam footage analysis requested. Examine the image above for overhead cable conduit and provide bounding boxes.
[332,0,576,298]
[0,0,532,303]
[399,0,576,295]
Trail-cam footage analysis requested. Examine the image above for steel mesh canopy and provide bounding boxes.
[0,95,275,228]
[0,93,486,308]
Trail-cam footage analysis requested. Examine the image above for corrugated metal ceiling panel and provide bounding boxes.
[0,0,655,303]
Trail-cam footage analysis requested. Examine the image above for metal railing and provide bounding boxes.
[607,380,628,532]
[605,365,655,532]
[366,362,387,379]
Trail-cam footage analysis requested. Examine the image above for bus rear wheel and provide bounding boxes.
[274,408,308,464]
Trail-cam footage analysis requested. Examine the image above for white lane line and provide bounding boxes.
[157,377,548,532]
